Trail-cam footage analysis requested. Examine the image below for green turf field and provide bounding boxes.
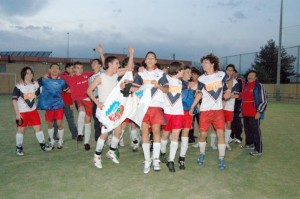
[0,95,299,199]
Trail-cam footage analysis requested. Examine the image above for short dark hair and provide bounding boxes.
[121,57,129,68]
[145,51,157,59]
[246,70,257,77]
[20,66,34,82]
[92,59,102,65]
[104,56,118,70]
[65,62,73,71]
[74,61,83,66]
[167,61,184,76]
[191,67,201,76]
[184,65,191,70]
[49,63,60,69]
[200,53,219,71]
[226,64,236,71]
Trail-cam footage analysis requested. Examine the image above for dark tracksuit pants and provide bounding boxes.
[92,101,102,141]
[243,116,262,153]
[231,99,243,141]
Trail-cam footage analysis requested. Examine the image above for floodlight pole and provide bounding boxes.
[276,0,283,101]
[67,32,70,58]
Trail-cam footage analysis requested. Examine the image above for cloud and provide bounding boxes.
[233,11,246,19]
[218,0,242,7]
[0,0,48,17]
[10,25,52,31]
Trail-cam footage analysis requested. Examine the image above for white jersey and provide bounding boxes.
[223,79,239,111]
[163,75,184,115]
[198,71,228,111]
[89,71,102,98]
[12,81,40,113]
[133,68,166,107]
[97,73,118,103]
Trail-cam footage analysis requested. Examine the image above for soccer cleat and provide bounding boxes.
[144,160,152,174]
[40,143,53,151]
[210,144,218,150]
[235,139,242,144]
[93,154,102,169]
[77,134,84,142]
[84,143,91,151]
[241,144,254,150]
[153,159,161,171]
[218,159,226,170]
[106,150,119,164]
[16,146,24,156]
[119,137,125,147]
[178,156,186,170]
[160,153,168,164]
[197,154,205,166]
[192,143,199,148]
[167,161,175,172]
[250,151,262,156]
[226,144,232,151]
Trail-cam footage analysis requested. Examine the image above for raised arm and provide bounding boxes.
[96,43,105,66]
[117,46,134,77]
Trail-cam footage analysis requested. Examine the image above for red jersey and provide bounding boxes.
[242,81,256,117]
[62,72,94,100]
[60,71,73,105]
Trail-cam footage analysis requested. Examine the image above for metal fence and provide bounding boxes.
[220,45,300,83]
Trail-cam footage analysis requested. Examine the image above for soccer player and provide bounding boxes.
[63,62,94,150]
[37,63,68,149]
[177,65,202,170]
[88,47,134,168]
[132,51,168,174]
[190,54,231,170]
[241,70,267,156]
[12,66,52,156]
[223,64,239,150]
[160,61,184,172]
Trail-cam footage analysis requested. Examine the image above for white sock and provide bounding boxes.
[48,128,54,144]
[16,133,23,146]
[84,123,91,144]
[160,139,168,154]
[58,129,64,144]
[110,135,120,149]
[96,138,105,153]
[180,137,189,157]
[77,111,85,135]
[210,133,217,146]
[169,141,178,162]
[35,131,45,144]
[130,129,138,142]
[199,142,206,154]
[225,129,232,144]
[218,144,226,159]
[153,142,161,160]
[142,143,151,161]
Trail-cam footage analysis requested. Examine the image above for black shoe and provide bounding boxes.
[178,157,186,170]
[77,135,84,142]
[84,143,91,151]
[160,153,168,164]
[40,143,53,151]
[167,161,175,172]
[241,144,254,149]
[16,146,24,156]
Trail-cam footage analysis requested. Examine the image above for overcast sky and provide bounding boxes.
[0,0,299,62]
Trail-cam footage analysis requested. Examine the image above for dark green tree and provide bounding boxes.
[251,39,296,83]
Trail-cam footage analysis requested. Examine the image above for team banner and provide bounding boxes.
[96,72,135,134]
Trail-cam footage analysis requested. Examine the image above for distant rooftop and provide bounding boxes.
[0,51,52,57]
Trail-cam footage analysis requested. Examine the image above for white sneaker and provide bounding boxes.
[144,160,152,174]
[226,144,232,151]
[119,137,125,147]
[16,146,24,156]
[106,150,119,164]
[93,154,102,168]
[153,159,161,171]
[192,143,199,148]
[211,144,218,150]
[57,140,63,149]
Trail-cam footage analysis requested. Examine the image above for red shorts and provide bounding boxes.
[199,110,225,132]
[76,99,93,117]
[18,110,41,127]
[45,108,64,122]
[183,110,193,129]
[224,110,233,122]
[142,107,165,126]
[163,114,183,131]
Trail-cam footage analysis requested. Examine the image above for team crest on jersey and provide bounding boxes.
[105,101,124,121]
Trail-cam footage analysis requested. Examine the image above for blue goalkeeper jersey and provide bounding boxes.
[37,77,67,110]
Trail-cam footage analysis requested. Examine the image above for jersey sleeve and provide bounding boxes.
[159,73,169,88]
[12,86,21,101]
[222,74,229,91]
[232,82,239,94]
[197,81,204,92]
[133,74,143,88]
[37,77,43,87]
